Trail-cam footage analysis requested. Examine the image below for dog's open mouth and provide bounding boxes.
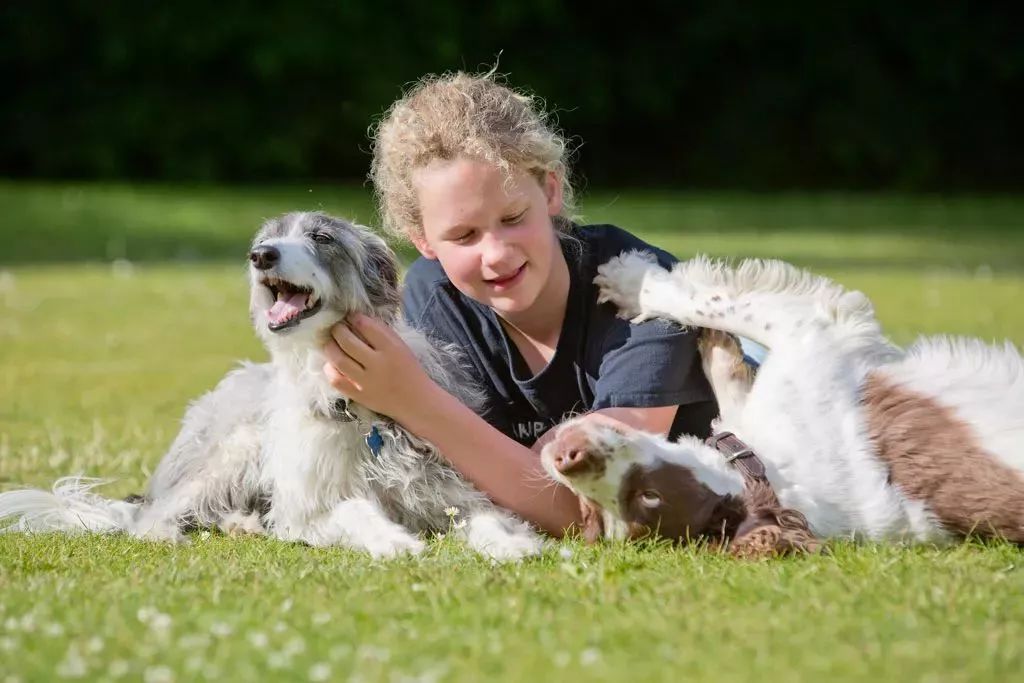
[262,277,322,332]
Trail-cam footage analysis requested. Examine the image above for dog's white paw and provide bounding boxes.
[133,518,187,544]
[464,513,545,562]
[594,251,659,321]
[218,511,266,537]
[362,530,426,559]
[476,531,545,562]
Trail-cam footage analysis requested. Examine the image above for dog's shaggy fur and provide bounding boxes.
[541,251,1024,557]
[0,212,543,560]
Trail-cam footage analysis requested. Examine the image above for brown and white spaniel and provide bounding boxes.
[542,252,1024,558]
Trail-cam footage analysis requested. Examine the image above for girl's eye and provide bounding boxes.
[502,210,527,224]
[451,231,474,244]
[638,490,662,508]
[310,232,333,244]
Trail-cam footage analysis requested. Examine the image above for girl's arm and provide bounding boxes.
[323,314,678,536]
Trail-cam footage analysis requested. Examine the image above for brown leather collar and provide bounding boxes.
[705,431,769,486]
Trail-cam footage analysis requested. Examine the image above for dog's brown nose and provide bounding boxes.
[250,245,280,270]
[553,448,594,476]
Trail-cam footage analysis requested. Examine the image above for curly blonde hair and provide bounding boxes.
[369,71,576,240]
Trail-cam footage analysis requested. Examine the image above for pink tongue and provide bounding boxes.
[267,292,308,325]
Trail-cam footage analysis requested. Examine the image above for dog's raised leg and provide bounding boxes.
[595,252,885,354]
[698,329,755,426]
[456,509,545,562]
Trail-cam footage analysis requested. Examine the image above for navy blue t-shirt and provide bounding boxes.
[402,224,718,446]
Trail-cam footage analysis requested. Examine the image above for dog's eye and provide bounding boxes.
[309,232,333,244]
[638,490,662,508]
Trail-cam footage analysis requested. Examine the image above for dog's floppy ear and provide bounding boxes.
[728,506,819,559]
[578,496,605,544]
[361,231,401,312]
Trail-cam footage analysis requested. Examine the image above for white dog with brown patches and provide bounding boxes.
[542,252,1024,557]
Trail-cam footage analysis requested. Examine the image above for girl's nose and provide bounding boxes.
[479,231,514,267]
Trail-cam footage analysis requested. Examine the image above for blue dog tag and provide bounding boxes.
[365,425,384,457]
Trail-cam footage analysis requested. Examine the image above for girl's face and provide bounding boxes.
[411,157,564,318]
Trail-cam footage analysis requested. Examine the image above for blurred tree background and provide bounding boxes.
[2,0,1020,191]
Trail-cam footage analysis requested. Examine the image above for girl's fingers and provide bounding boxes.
[330,322,375,363]
[323,337,365,375]
[323,362,362,393]
[347,313,395,349]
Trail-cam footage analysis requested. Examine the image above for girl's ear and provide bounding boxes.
[410,232,437,259]
[543,170,564,217]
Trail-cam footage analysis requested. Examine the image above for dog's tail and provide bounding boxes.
[0,476,140,534]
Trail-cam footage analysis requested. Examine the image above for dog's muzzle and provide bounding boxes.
[257,273,323,332]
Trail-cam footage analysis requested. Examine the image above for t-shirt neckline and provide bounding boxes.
[485,238,586,388]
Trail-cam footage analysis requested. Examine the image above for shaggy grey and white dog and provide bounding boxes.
[0,212,543,560]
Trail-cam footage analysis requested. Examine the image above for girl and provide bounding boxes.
[322,72,718,536]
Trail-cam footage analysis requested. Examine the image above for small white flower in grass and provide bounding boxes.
[580,648,601,666]
[410,583,425,592]
[18,614,36,632]
[267,652,291,670]
[308,663,331,682]
[143,665,174,683]
[558,547,573,560]
[452,519,467,530]
[137,606,156,624]
[552,651,570,668]
[209,621,233,637]
[247,631,269,648]
[0,636,16,652]
[280,598,294,613]
[86,636,104,654]
[56,644,88,678]
[5,674,22,683]
[273,621,288,633]
[311,612,331,626]
[184,656,204,673]
[107,660,130,678]
[283,636,306,656]
[198,531,211,540]
[3,618,17,631]
[44,622,64,637]
[444,506,459,518]
[149,612,172,633]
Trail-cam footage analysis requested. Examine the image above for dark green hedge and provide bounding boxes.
[2,1,1020,189]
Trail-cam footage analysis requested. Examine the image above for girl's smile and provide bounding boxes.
[485,263,527,291]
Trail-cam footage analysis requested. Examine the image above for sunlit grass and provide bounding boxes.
[1,184,1023,682]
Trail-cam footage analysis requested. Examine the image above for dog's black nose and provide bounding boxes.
[249,245,280,270]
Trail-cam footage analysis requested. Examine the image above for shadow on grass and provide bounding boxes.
[0,181,378,264]
[2,182,1021,272]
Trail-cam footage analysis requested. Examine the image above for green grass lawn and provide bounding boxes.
[1,183,1023,682]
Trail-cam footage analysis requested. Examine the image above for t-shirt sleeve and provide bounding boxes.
[591,317,714,410]
[401,257,445,329]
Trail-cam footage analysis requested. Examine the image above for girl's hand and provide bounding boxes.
[322,313,439,420]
